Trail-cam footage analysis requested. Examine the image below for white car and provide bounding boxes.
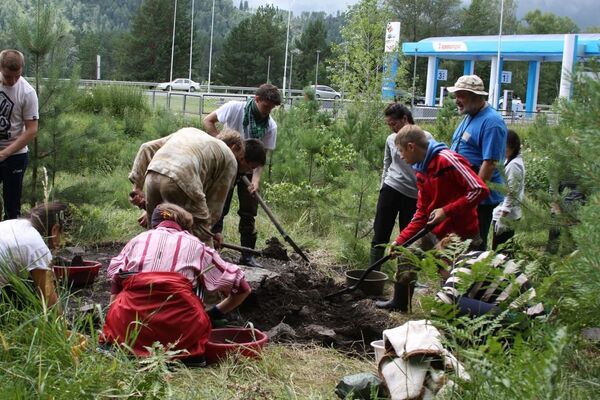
[156,78,201,92]
[310,85,341,99]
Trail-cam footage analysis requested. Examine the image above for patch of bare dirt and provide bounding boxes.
[65,240,408,354]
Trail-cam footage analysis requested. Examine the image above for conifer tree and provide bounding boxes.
[214,5,285,87]
[293,18,330,87]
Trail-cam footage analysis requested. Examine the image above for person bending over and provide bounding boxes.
[376,125,489,313]
[102,203,251,365]
[128,127,265,248]
[0,202,68,309]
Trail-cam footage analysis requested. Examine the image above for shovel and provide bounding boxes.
[220,241,288,261]
[241,176,310,263]
[324,226,432,300]
[221,242,263,257]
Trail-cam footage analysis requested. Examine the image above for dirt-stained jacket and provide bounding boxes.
[129,128,237,227]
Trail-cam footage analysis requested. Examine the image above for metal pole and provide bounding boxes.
[282,3,292,98]
[267,55,271,83]
[493,0,505,109]
[341,59,347,99]
[169,0,178,92]
[207,0,216,93]
[341,43,347,99]
[315,50,320,86]
[411,48,418,108]
[188,0,195,85]
[289,51,294,96]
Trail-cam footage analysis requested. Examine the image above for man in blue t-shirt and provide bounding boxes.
[448,75,507,250]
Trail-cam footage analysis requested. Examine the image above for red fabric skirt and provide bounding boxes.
[102,272,210,359]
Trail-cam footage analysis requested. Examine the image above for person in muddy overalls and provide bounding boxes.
[128,128,265,248]
[376,125,489,313]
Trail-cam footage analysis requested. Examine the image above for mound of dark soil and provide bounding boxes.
[67,242,406,354]
[236,258,406,353]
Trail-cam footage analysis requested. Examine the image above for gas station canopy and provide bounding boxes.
[401,33,600,112]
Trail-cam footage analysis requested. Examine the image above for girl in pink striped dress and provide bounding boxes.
[102,203,250,364]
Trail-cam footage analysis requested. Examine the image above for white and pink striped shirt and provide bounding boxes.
[108,223,247,294]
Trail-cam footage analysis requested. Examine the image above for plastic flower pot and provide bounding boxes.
[371,339,385,364]
[205,327,268,364]
[53,260,101,287]
[344,270,388,296]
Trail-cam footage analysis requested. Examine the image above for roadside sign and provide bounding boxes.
[501,71,512,84]
[437,69,448,81]
[384,22,401,53]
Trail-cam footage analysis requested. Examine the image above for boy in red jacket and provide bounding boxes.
[376,124,490,312]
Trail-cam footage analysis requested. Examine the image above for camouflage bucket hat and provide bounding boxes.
[447,75,488,95]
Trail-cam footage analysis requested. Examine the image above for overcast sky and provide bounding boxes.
[246,0,598,30]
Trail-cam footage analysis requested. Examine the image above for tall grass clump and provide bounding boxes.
[74,85,149,118]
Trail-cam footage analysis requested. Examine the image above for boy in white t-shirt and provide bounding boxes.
[0,49,39,220]
[203,84,281,268]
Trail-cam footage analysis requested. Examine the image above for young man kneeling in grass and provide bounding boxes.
[376,125,489,312]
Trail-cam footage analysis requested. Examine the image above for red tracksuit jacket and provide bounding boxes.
[395,148,490,245]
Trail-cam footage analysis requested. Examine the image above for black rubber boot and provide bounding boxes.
[375,282,414,312]
[239,234,263,268]
[369,246,386,271]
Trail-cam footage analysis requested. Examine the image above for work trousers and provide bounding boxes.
[371,184,417,248]
[213,173,258,244]
[144,171,213,247]
[477,203,497,251]
[0,153,28,220]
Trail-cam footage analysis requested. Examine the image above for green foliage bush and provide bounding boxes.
[74,85,149,118]
[435,97,459,145]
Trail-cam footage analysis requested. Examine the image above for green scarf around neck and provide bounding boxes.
[242,98,269,139]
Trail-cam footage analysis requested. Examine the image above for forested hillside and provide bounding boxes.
[1,0,592,102]
[0,0,345,86]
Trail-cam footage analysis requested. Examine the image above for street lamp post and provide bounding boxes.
[188,0,195,86]
[493,0,505,109]
[169,0,178,94]
[288,51,294,96]
[207,0,216,93]
[315,50,321,87]
[282,3,292,98]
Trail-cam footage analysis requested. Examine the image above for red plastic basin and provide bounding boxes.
[205,328,268,364]
[53,260,101,287]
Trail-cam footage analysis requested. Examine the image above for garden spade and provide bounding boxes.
[241,176,310,263]
[324,226,432,300]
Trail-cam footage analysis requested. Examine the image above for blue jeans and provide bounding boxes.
[0,152,28,220]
